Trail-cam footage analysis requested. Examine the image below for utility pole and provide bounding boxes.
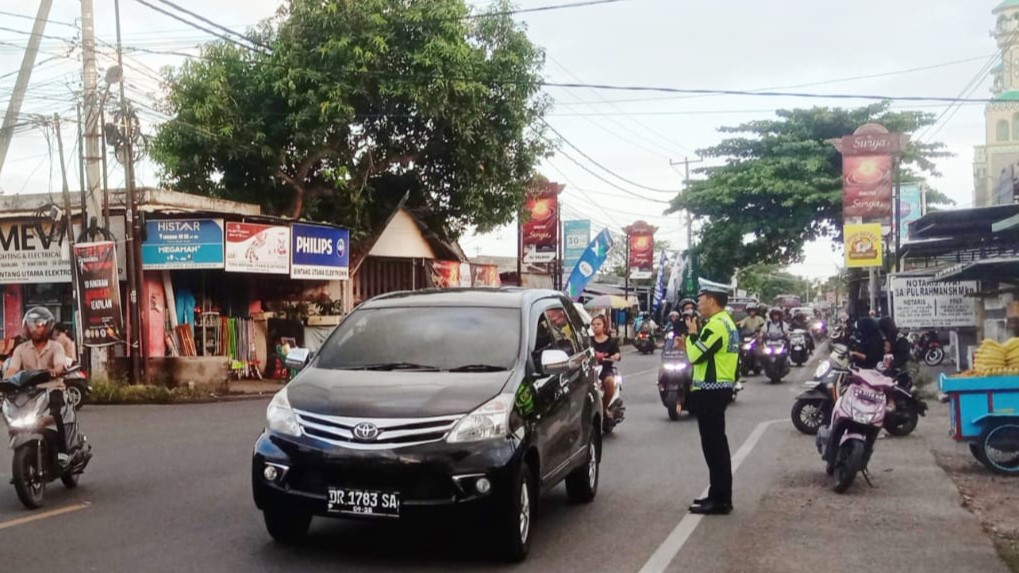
[53,116,81,365]
[669,157,703,250]
[80,0,106,231]
[115,0,147,383]
[0,0,52,174]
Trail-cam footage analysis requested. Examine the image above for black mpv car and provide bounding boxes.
[252,288,603,561]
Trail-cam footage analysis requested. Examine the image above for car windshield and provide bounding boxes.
[315,306,521,372]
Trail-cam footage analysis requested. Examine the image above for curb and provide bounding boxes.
[88,393,275,406]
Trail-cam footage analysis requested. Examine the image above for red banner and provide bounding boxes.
[426,261,502,288]
[73,241,124,347]
[522,181,563,263]
[843,154,893,219]
[624,220,656,278]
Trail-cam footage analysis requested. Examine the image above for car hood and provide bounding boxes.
[286,367,514,418]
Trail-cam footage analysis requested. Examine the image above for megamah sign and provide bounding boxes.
[889,276,979,329]
[142,218,225,270]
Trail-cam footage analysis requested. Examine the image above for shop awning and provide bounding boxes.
[909,204,1019,240]
[933,256,1019,282]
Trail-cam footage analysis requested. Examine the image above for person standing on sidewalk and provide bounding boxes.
[684,282,739,515]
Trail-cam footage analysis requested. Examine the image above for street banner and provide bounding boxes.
[291,223,349,280]
[566,228,614,299]
[897,183,923,243]
[844,223,883,268]
[225,222,291,274]
[142,218,224,270]
[652,250,668,312]
[73,241,124,347]
[889,275,979,329]
[522,181,563,264]
[666,251,685,304]
[843,154,893,219]
[625,220,656,280]
[425,261,501,288]
[562,220,590,272]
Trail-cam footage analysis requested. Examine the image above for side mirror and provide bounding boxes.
[540,349,571,376]
[285,348,312,370]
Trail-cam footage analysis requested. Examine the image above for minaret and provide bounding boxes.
[976,0,1019,207]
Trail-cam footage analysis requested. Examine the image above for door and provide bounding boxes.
[528,304,576,483]
[546,303,592,459]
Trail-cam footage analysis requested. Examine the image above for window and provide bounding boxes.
[998,119,1010,142]
[545,307,580,355]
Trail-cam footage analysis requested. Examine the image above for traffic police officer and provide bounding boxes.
[684,280,739,515]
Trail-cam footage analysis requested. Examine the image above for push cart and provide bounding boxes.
[940,373,1019,475]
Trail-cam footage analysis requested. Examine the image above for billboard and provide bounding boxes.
[224,222,290,275]
[844,223,883,268]
[843,154,893,219]
[291,223,349,280]
[625,220,656,280]
[889,275,979,329]
[0,218,126,283]
[897,183,923,243]
[142,218,224,270]
[73,241,124,347]
[562,220,590,273]
[522,181,563,264]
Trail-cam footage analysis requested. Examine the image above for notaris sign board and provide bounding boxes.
[889,275,979,329]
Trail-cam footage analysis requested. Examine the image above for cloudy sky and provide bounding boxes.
[0,0,1000,279]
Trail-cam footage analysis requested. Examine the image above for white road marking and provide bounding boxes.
[637,419,785,573]
[625,367,660,379]
[0,502,91,531]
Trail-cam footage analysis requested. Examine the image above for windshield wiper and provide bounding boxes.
[351,362,441,372]
[447,364,509,373]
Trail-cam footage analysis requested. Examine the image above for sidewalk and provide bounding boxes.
[227,379,285,396]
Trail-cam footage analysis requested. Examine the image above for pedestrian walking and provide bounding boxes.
[684,281,739,515]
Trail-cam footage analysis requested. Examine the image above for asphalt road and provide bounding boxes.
[0,348,1006,572]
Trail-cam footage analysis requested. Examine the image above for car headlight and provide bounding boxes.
[447,394,514,444]
[664,362,687,371]
[266,389,301,437]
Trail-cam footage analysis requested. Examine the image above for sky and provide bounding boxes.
[0,0,1002,281]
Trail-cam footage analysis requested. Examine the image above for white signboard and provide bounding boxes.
[889,275,979,329]
[0,218,127,284]
[224,222,291,275]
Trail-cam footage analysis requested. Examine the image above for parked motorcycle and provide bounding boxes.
[658,334,692,421]
[909,330,945,367]
[739,334,761,377]
[790,329,810,367]
[815,367,897,493]
[761,335,791,384]
[634,330,656,355]
[603,367,626,433]
[1,368,93,509]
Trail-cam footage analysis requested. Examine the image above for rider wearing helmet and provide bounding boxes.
[762,307,788,341]
[5,307,69,458]
[738,305,765,336]
[672,298,699,337]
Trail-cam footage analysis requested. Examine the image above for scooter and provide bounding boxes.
[602,366,625,433]
[761,336,791,384]
[790,329,810,367]
[1,368,93,509]
[634,330,655,355]
[658,334,692,421]
[816,367,896,493]
[739,334,761,376]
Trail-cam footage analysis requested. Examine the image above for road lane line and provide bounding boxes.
[0,502,91,531]
[637,419,785,573]
[625,367,660,379]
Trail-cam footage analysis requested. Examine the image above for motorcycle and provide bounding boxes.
[739,334,761,376]
[2,357,90,410]
[761,336,791,384]
[602,367,626,433]
[815,367,897,493]
[789,329,810,367]
[810,319,828,342]
[909,330,945,367]
[791,345,928,437]
[634,330,655,355]
[1,368,93,509]
[658,334,692,421]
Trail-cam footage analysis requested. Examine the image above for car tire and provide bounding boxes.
[566,428,600,503]
[496,461,535,563]
[263,508,311,545]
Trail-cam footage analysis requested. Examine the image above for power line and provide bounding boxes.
[0,10,78,29]
[462,0,629,19]
[153,0,271,51]
[130,0,269,56]
[543,119,678,194]
[0,25,75,43]
[554,148,671,204]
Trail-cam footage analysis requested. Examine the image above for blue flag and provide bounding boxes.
[565,228,614,300]
[652,250,668,312]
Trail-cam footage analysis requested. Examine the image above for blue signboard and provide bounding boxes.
[291,223,350,280]
[142,218,224,269]
[563,220,591,271]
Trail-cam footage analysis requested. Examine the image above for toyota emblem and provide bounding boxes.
[352,422,380,442]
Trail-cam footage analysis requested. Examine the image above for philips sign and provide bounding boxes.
[291,224,349,280]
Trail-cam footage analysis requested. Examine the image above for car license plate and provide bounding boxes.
[327,488,401,517]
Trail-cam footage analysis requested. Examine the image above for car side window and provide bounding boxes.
[544,307,580,356]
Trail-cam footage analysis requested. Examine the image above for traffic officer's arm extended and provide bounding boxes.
[685,318,724,365]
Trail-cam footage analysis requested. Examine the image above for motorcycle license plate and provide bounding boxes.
[327,487,401,517]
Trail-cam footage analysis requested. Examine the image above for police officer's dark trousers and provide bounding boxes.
[690,388,732,505]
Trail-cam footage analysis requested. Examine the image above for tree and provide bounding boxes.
[736,264,813,305]
[669,103,953,282]
[151,0,551,240]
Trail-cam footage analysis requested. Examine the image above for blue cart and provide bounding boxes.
[940,373,1019,475]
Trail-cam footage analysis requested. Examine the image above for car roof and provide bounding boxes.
[361,288,568,309]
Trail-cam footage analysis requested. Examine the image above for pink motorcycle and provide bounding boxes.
[815,368,896,493]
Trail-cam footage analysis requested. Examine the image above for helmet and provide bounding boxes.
[725,306,734,314]
[678,298,696,311]
[669,310,680,319]
[768,307,784,321]
[22,306,55,341]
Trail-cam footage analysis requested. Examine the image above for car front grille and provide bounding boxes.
[293,409,462,450]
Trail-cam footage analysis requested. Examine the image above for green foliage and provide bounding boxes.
[152,0,551,240]
[670,103,953,281]
[737,264,815,303]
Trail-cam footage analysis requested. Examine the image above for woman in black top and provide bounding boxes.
[851,317,885,369]
[591,315,621,413]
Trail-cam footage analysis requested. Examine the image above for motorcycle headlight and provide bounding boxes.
[447,394,514,443]
[764,347,774,355]
[266,389,301,437]
[10,414,41,430]
[814,361,832,379]
[664,362,687,371]
[743,343,753,350]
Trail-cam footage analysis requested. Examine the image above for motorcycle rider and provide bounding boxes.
[4,307,69,462]
[591,315,622,415]
[738,306,765,337]
[790,309,815,353]
[762,307,789,341]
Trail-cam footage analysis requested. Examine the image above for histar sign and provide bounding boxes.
[291,224,349,280]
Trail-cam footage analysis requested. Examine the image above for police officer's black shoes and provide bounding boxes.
[691,497,710,506]
[689,500,732,515]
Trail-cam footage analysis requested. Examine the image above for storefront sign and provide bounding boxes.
[291,224,349,280]
[844,223,883,268]
[839,132,907,156]
[0,219,128,284]
[889,275,979,329]
[142,218,225,270]
[225,222,290,275]
[73,241,124,347]
[522,181,563,263]
[625,220,656,279]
